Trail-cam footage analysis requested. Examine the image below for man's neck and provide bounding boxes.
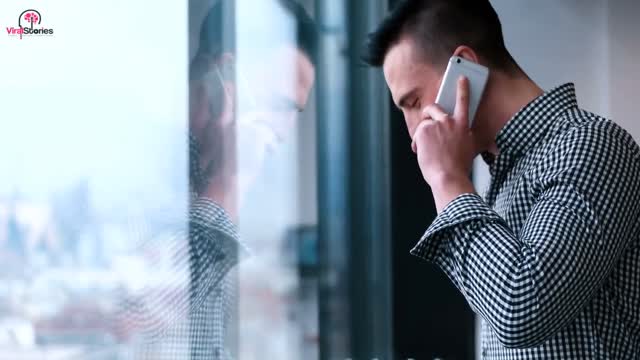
[480,72,544,155]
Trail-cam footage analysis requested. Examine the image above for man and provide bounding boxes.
[116,1,317,359]
[364,0,640,358]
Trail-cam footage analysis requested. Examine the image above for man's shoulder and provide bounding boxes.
[189,197,251,261]
[547,108,640,159]
[522,108,640,181]
[189,198,237,236]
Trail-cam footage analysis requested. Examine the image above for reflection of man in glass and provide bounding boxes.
[189,0,317,357]
[120,1,318,359]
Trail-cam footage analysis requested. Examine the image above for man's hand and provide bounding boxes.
[411,76,477,212]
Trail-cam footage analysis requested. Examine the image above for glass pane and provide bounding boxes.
[188,0,322,358]
[0,0,392,359]
[235,1,318,359]
[0,1,189,359]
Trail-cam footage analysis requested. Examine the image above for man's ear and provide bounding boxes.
[190,82,212,133]
[212,52,236,127]
[217,81,236,128]
[214,52,236,82]
[452,45,480,64]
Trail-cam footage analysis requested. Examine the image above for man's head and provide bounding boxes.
[364,0,521,145]
[189,0,318,196]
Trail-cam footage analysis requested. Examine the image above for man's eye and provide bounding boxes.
[411,99,420,108]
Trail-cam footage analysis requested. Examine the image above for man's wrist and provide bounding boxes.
[428,173,475,213]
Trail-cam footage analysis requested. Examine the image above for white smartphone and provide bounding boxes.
[435,55,489,128]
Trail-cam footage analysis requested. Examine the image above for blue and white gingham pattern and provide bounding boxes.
[412,83,640,359]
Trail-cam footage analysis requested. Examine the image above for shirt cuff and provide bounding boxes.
[410,193,500,261]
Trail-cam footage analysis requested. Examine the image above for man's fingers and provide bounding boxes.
[422,104,449,122]
[453,76,470,127]
[411,119,435,153]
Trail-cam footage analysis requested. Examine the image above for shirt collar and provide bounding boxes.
[494,83,578,160]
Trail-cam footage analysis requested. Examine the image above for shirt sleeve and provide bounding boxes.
[410,124,640,348]
[115,197,248,341]
[187,198,248,318]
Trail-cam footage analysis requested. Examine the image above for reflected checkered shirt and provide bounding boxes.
[412,83,640,359]
[115,135,247,360]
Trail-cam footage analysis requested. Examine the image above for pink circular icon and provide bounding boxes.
[24,12,39,23]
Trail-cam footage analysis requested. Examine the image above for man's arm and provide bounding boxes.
[115,197,246,340]
[412,124,640,348]
[186,197,246,317]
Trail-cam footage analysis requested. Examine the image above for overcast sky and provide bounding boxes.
[0,0,188,213]
[0,0,303,236]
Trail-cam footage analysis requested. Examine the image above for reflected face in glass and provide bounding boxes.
[235,44,315,190]
[188,44,315,206]
[238,44,315,148]
[383,36,443,143]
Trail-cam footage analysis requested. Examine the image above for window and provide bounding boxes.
[0,1,391,359]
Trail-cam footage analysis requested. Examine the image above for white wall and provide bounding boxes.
[475,0,611,194]
[608,1,640,142]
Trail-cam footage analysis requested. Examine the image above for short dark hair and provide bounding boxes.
[196,0,319,65]
[363,0,517,72]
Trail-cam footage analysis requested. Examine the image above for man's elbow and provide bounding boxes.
[494,330,548,349]
[490,310,558,349]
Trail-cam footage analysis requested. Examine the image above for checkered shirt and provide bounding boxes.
[411,83,640,359]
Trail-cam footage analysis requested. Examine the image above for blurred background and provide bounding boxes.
[0,0,638,359]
